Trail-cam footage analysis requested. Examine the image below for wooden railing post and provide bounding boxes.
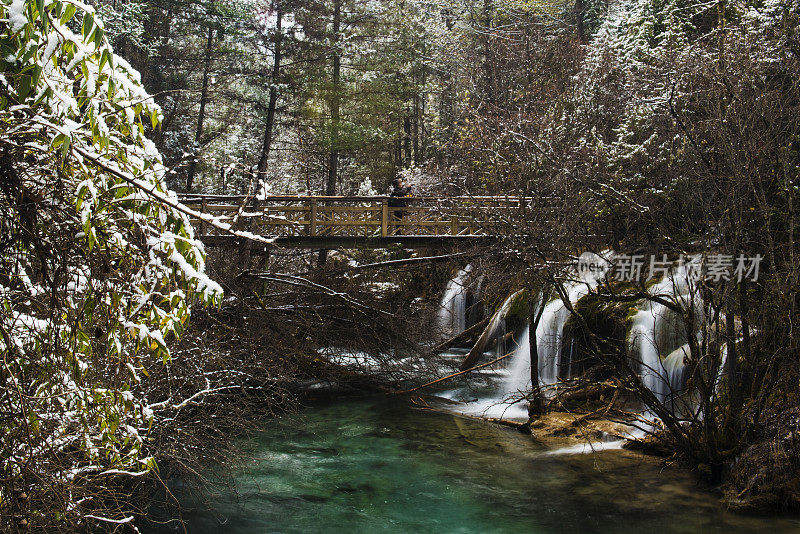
[381,200,388,237]
[252,197,260,232]
[310,199,318,236]
[238,197,256,270]
[200,197,208,235]
[451,215,458,236]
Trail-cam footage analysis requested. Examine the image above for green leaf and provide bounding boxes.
[34,86,53,105]
[82,13,94,40]
[17,74,32,100]
[61,4,77,25]
[99,49,112,71]
[60,134,71,159]
[38,0,48,33]
[30,65,42,90]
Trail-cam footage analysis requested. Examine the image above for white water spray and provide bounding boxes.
[536,253,611,391]
[627,258,701,409]
[437,265,472,337]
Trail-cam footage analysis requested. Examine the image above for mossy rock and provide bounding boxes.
[506,289,529,320]
[561,291,639,378]
[483,289,528,324]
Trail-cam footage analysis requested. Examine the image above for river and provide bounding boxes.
[155,396,800,533]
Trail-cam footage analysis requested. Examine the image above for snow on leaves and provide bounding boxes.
[0,0,222,524]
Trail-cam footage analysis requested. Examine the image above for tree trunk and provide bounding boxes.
[575,0,587,44]
[419,54,427,162]
[403,112,412,166]
[725,292,740,417]
[459,311,502,371]
[739,279,753,397]
[186,26,214,192]
[459,290,524,371]
[439,10,454,152]
[429,316,491,355]
[413,91,420,164]
[528,285,550,415]
[326,0,341,196]
[256,6,283,182]
[482,0,494,104]
[320,0,341,267]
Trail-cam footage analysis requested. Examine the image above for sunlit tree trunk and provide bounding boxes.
[326,0,341,196]
[186,26,214,192]
[320,0,342,266]
[256,6,284,183]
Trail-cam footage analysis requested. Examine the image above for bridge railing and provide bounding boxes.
[179,195,529,238]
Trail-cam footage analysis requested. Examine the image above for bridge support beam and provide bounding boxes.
[198,234,489,252]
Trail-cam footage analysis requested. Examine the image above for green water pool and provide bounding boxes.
[158,396,800,533]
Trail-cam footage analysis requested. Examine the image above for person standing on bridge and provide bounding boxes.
[388,177,413,234]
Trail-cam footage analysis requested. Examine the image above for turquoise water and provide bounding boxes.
[166,397,799,533]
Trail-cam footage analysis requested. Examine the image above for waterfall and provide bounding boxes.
[536,253,611,391]
[500,326,532,403]
[453,325,532,420]
[437,265,472,337]
[627,259,701,413]
[434,253,715,450]
[461,253,611,417]
[536,282,592,389]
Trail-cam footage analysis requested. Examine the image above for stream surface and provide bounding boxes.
[162,396,799,533]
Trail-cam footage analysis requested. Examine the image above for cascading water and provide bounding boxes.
[536,283,592,389]
[449,325,531,420]
[536,254,611,391]
[493,325,533,418]
[439,291,528,418]
[627,259,702,414]
[437,265,472,337]
[448,254,611,419]
[433,254,712,454]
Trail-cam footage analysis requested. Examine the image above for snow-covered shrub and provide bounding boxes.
[0,0,221,528]
[357,177,377,196]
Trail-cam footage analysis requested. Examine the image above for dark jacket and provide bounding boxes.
[388,185,412,208]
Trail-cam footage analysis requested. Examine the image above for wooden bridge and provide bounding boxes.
[181,194,526,250]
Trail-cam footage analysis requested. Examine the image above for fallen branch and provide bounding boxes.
[352,252,468,270]
[396,350,515,394]
[460,290,525,371]
[428,316,491,355]
[240,271,395,318]
[408,396,530,430]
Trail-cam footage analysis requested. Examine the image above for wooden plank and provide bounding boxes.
[183,194,543,241]
[253,220,306,226]
[310,199,317,237]
[200,197,208,235]
[198,204,240,211]
[180,194,540,202]
[316,206,381,212]
[262,207,310,213]
[269,235,491,249]
[381,200,388,237]
[311,221,381,227]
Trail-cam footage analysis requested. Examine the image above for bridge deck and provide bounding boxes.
[181,195,525,248]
